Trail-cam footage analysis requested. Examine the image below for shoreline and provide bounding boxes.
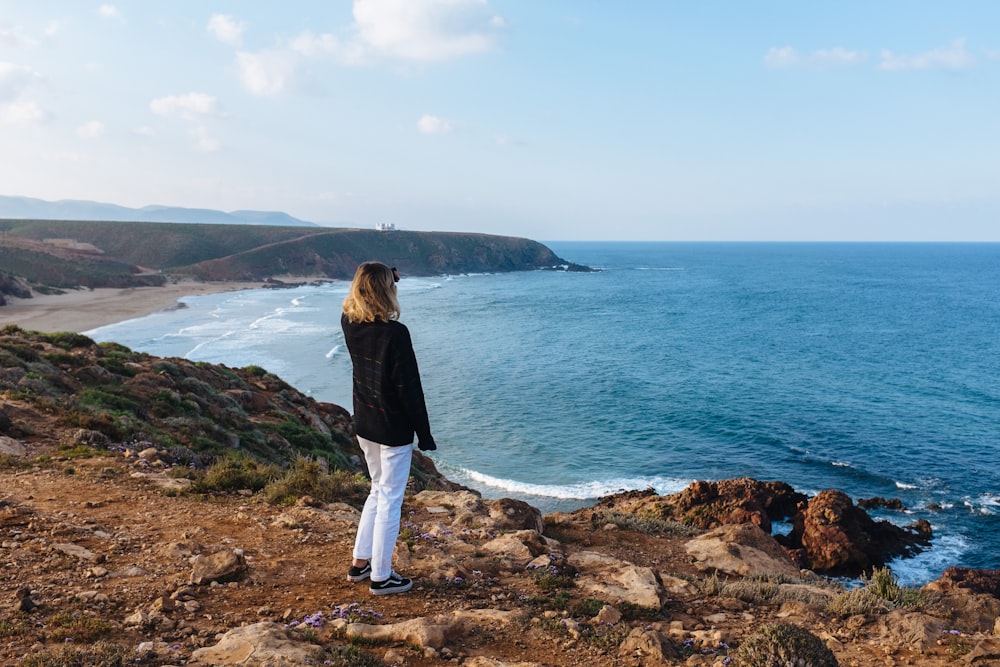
[0,280,266,334]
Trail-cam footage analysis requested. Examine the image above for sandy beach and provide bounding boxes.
[0,280,265,334]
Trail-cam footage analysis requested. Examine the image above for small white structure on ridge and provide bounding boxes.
[375,222,396,232]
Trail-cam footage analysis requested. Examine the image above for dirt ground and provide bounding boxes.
[0,453,990,666]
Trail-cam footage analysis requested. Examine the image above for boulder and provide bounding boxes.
[487,497,544,533]
[189,621,322,665]
[479,530,550,568]
[190,549,247,585]
[618,627,679,665]
[0,435,26,457]
[345,616,450,649]
[567,550,663,609]
[786,489,931,575]
[598,477,806,533]
[874,610,944,651]
[925,567,1000,598]
[684,523,800,578]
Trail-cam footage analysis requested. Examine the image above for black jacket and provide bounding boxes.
[341,313,435,449]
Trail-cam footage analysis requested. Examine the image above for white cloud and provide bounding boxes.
[191,126,221,152]
[764,46,800,68]
[236,50,296,96]
[289,31,366,65]
[0,99,46,125]
[207,14,246,46]
[814,47,866,66]
[353,0,502,62]
[878,38,975,71]
[77,120,105,138]
[150,92,219,120]
[0,61,42,100]
[131,125,154,136]
[99,5,123,21]
[765,46,865,68]
[0,22,37,47]
[417,114,453,135]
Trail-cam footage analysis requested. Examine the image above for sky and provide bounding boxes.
[1,1,999,241]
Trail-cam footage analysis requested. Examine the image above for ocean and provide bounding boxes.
[86,242,1000,585]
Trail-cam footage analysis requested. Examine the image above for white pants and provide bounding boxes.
[353,436,413,582]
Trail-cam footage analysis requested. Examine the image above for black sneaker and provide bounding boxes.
[369,572,413,595]
[347,562,371,583]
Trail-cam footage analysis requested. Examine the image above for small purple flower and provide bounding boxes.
[64,638,73,643]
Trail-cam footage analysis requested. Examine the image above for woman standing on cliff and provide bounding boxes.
[341,262,437,595]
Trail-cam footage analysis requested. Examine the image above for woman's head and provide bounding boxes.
[342,261,400,323]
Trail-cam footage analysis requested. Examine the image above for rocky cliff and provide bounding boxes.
[0,220,590,300]
[2,327,999,666]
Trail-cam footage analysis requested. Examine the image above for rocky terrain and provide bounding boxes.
[2,326,1000,666]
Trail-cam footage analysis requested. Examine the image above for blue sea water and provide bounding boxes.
[86,242,1000,584]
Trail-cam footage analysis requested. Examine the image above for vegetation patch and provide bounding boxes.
[827,567,927,616]
[593,508,697,537]
[263,456,369,505]
[734,622,837,667]
[190,452,279,494]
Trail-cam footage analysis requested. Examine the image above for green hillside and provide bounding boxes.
[0,219,588,296]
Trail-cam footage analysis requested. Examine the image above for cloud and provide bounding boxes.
[289,31,366,65]
[879,38,976,71]
[150,92,220,120]
[764,46,800,68]
[236,50,297,95]
[99,4,123,21]
[353,0,502,62]
[814,47,866,66]
[0,99,46,125]
[77,120,105,138]
[191,126,221,152]
[0,61,42,100]
[227,0,504,98]
[765,46,866,68]
[0,22,38,47]
[207,14,246,46]
[417,114,453,135]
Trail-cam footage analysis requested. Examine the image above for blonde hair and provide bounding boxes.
[342,261,400,323]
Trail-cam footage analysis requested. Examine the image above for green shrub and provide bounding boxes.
[77,388,140,413]
[191,453,279,494]
[734,623,838,667]
[38,332,93,350]
[263,457,368,505]
[18,641,136,667]
[827,567,926,616]
[45,611,113,643]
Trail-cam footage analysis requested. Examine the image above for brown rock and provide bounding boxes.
[189,621,322,665]
[190,549,247,585]
[787,489,932,575]
[598,477,806,533]
[925,567,1000,598]
[684,523,800,578]
[487,497,544,533]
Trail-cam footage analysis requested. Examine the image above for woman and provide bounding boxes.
[341,261,436,595]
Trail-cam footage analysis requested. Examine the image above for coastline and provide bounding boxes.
[0,279,266,334]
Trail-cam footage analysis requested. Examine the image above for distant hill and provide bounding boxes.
[0,219,590,299]
[0,195,316,227]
